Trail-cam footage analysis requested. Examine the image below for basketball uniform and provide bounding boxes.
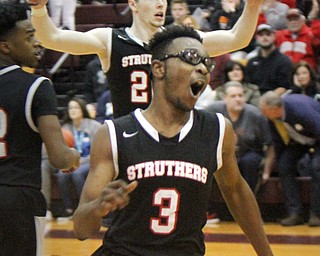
[0,65,58,256]
[93,109,225,256]
[107,28,152,118]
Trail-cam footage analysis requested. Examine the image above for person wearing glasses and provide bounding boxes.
[28,0,263,118]
[73,25,274,256]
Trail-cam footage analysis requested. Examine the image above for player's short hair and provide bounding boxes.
[149,25,202,61]
[0,3,29,39]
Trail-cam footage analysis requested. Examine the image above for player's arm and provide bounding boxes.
[28,1,108,58]
[201,0,263,56]
[38,115,80,170]
[214,118,274,256]
[73,124,137,240]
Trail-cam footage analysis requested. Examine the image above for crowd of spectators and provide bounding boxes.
[168,0,320,227]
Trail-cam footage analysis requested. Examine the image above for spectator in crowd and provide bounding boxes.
[288,60,320,98]
[84,55,112,122]
[73,25,274,256]
[48,0,77,30]
[84,55,109,105]
[207,81,272,191]
[86,102,97,119]
[215,60,261,107]
[0,4,80,255]
[259,92,320,226]
[169,0,190,26]
[210,0,244,30]
[95,90,113,123]
[29,0,264,118]
[176,14,201,30]
[276,8,320,70]
[56,97,101,216]
[209,53,231,90]
[246,24,293,95]
[259,0,289,30]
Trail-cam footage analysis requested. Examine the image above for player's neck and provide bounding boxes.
[143,104,191,138]
[129,23,161,44]
[0,56,18,68]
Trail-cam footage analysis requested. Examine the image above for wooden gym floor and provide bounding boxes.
[44,219,320,256]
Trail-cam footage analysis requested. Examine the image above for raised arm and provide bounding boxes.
[214,118,273,256]
[72,124,137,240]
[27,1,108,59]
[201,0,263,56]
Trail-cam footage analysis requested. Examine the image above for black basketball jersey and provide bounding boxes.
[103,109,225,256]
[0,65,58,189]
[107,28,152,118]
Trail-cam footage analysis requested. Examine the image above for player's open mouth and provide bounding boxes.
[191,81,205,97]
[155,12,164,18]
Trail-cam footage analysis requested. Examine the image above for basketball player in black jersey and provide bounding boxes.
[28,0,263,118]
[73,26,274,256]
[0,4,80,256]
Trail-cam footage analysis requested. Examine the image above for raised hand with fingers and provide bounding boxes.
[96,180,138,217]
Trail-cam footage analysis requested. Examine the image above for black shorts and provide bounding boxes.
[0,186,46,256]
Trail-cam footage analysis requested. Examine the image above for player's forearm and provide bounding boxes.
[31,6,62,50]
[231,0,263,48]
[73,200,104,240]
[222,178,273,256]
[203,0,263,56]
[49,147,79,170]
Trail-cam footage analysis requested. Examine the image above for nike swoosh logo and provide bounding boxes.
[118,35,129,40]
[123,131,138,138]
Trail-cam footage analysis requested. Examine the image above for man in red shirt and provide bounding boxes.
[276,8,320,70]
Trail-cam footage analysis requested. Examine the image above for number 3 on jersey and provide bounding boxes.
[150,189,180,235]
[0,109,7,158]
[131,71,149,103]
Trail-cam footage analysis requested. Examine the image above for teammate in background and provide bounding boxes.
[28,0,263,118]
[73,25,274,256]
[0,4,80,256]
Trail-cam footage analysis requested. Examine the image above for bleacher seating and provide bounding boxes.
[75,3,132,29]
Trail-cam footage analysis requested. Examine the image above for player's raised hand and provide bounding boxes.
[96,180,138,217]
[27,0,48,8]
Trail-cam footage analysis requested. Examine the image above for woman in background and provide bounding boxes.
[215,60,261,107]
[289,61,320,99]
[57,97,101,216]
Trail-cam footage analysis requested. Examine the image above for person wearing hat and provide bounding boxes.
[276,8,320,70]
[246,23,293,95]
[259,0,289,30]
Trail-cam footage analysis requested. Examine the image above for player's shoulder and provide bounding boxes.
[112,27,129,38]
[10,68,51,86]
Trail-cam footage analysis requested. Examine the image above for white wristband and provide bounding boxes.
[31,7,48,17]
